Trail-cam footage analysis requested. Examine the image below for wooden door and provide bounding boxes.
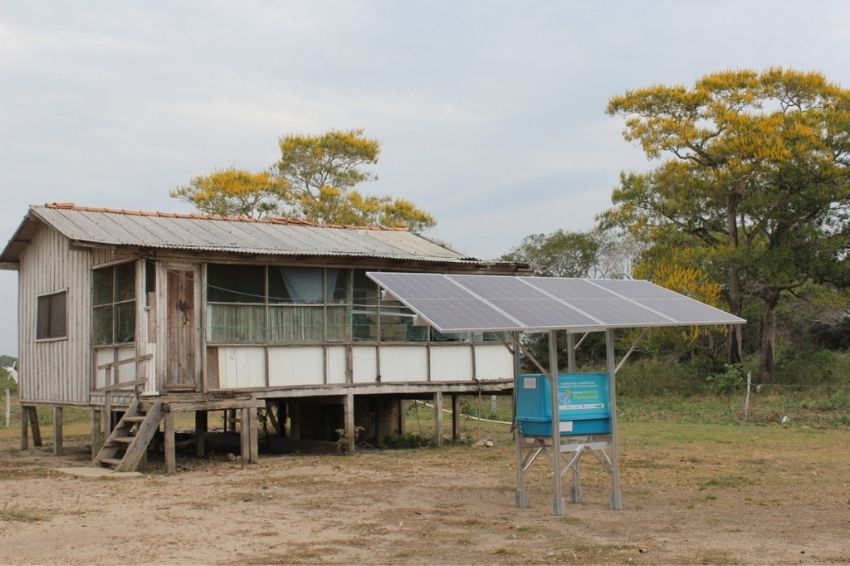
[166,268,199,391]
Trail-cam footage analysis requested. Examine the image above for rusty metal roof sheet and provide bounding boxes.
[0,204,483,266]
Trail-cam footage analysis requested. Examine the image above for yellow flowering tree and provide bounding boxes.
[603,68,850,382]
[172,129,435,231]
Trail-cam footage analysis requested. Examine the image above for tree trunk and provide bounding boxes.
[725,190,744,365]
[726,265,744,364]
[757,293,780,384]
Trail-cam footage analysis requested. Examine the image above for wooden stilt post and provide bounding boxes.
[239,408,250,463]
[451,394,460,442]
[433,392,443,447]
[164,410,176,474]
[277,400,286,438]
[195,411,208,458]
[248,406,259,463]
[53,406,63,456]
[91,409,102,461]
[398,400,407,435]
[344,393,355,454]
[29,406,42,447]
[375,397,385,448]
[20,405,29,450]
[290,401,300,440]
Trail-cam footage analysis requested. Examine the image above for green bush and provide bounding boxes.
[706,364,746,395]
[775,347,850,387]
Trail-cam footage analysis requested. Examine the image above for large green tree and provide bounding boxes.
[603,68,850,382]
[172,129,435,232]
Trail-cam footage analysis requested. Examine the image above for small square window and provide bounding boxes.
[37,291,67,340]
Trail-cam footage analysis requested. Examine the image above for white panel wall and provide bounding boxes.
[352,346,377,383]
[474,344,514,380]
[94,349,113,390]
[380,346,428,382]
[326,346,346,384]
[218,347,266,388]
[268,347,324,387]
[116,346,137,383]
[430,346,474,381]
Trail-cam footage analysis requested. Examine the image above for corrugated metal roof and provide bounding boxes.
[0,205,483,265]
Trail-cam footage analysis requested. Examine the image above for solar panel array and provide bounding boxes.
[367,272,745,333]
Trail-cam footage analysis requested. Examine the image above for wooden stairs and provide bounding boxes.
[94,399,164,472]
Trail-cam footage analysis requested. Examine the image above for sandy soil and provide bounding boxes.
[1,422,849,565]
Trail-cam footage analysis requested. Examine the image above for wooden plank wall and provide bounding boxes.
[18,226,93,405]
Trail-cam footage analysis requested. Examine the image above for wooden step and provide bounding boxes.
[93,400,163,472]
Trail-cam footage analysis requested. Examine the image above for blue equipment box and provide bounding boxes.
[515,372,611,436]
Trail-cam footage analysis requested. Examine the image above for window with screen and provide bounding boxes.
[205,265,490,346]
[36,291,67,340]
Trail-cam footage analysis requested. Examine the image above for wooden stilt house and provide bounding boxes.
[1,203,522,470]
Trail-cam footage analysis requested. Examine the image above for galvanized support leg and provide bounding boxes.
[549,330,564,516]
[513,332,528,508]
[606,329,623,510]
[515,434,527,508]
[567,333,576,373]
[571,458,582,503]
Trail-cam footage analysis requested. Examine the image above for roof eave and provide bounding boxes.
[0,209,43,266]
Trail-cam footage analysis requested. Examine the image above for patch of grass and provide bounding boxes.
[1,506,45,523]
[701,474,755,489]
[515,523,538,533]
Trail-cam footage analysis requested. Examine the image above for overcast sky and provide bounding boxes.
[1,1,849,355]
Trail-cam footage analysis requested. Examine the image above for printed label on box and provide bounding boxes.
[523,377,537,389]
[559,421,574,433]
[558,379,606,412]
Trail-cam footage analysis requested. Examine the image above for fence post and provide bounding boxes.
[742,371,752,424]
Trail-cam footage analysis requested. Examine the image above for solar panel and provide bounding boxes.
[367,272,745,332]
[366,272,475,299]
[446,275,601,330]
[637,298,742,324]
[589,279,680,300]
[522,277,617,300]
[366,272,522,332]
[522,277,673,326]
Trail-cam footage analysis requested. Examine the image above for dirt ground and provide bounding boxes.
[1,419,849,565]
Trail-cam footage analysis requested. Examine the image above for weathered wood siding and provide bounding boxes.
[18,225,92,405]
